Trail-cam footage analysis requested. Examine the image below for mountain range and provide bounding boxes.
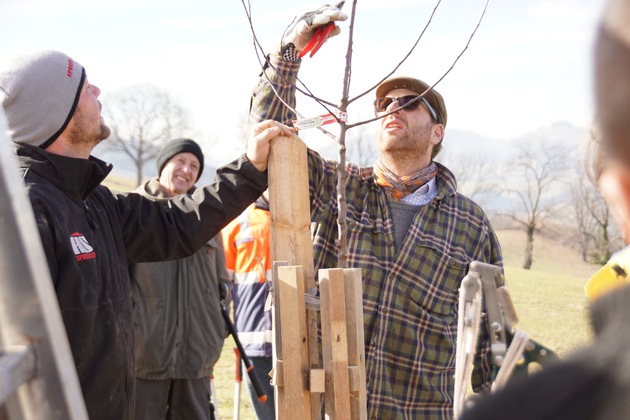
[95,121,591,195]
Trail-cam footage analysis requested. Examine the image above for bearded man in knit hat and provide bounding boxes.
[0,50,292,420]
[130,138,229,420]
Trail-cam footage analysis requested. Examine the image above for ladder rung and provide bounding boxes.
[0,345,36,404]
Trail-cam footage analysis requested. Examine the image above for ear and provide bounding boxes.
[599,167,630,243]
[430,123,444,146]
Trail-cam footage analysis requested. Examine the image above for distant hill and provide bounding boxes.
[441,121,589,163]
[95,121,593,239]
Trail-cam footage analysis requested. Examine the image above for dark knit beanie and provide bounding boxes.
[156,138,205,181]
[0,50,85,148]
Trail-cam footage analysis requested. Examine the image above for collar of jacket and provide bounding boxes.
[15,143,112,201]
[134,177,218,246]
[135,177,197,203]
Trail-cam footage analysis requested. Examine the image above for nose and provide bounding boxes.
[386,98,402,113]
[93,84,102,97]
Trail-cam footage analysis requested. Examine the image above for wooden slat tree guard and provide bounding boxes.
[320,268,367,419]
[268,135,367,419]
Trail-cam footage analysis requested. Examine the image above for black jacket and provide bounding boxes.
[16,144,266,420]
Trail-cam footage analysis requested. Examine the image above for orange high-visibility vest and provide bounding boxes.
[221,202,273,355]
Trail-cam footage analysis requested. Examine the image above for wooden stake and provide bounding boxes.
[268,135,321,418]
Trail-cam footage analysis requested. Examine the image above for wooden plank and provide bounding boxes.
[345,268,367,419]
[276,265,311,418]
[309,369,326,393]
[271,260,287,418]
[348,366,361,392]
[269,134,322,418]
[268,135,314,285]
[320,268,352,419]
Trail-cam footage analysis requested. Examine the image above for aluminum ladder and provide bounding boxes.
[0,108,88,419]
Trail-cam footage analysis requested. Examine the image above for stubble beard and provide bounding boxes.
[68,108,111,154]
[378,123,432,162]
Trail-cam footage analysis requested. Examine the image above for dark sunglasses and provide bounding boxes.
[373,95,439,122]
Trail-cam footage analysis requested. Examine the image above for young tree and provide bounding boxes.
[243,0,489,267]
[102,84,193,186]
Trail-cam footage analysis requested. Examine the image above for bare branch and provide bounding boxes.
[242,0,493,267]
[347,0,489,114]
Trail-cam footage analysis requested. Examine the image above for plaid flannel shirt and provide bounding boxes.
[250,54,504,419]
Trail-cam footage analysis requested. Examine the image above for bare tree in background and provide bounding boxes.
[568,173,616,264]
[442,151,498,209]
[502,140,572,269]
[567,130,622,264]
[102,84,193,186]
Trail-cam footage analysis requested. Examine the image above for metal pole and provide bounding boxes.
[233,347,242,420]
[219,300,267,403]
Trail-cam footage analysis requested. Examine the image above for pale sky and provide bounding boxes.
[1,0,607,164]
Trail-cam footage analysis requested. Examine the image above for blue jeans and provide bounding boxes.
[243,356,275,420]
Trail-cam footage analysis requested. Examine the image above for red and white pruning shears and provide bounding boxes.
[298,1,345,59]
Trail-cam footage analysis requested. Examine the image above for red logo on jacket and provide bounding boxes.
[70,232,96,262]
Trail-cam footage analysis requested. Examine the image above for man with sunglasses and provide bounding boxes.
[249,3,503,419]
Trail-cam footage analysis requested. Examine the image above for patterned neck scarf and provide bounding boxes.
[373,160,438,202]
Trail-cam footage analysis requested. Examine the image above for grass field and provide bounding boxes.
[211,229,602,419]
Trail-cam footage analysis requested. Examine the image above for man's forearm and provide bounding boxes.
[249,54,301,127]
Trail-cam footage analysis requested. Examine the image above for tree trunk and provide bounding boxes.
[580,233,589,262]
[135,162,143,188]
[522,225,534,270]
[597,222,611,264]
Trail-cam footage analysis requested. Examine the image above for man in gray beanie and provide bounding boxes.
[0,49,293,420]
[130,138,227,420]
[0,50,89,149]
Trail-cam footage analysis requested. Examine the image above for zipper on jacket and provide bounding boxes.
[83,201,97,230]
